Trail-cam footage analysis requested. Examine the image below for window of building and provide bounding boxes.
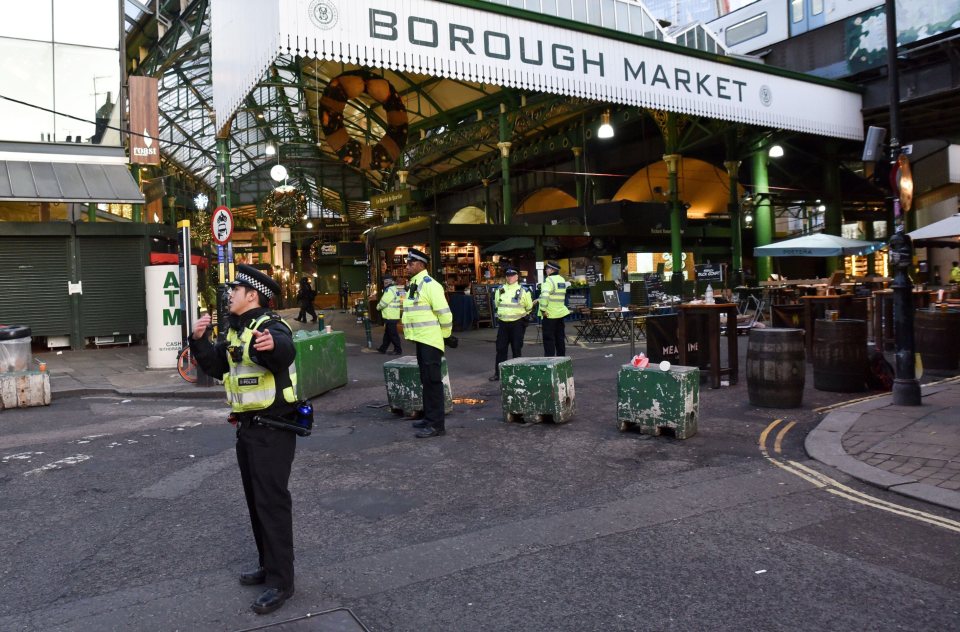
[791,0,804,23]
[725,12,767,47]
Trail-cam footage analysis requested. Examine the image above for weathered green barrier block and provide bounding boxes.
[499,356,575,424]
[293,330,347,400]
[617,364,699,439]
[383,355,453,416]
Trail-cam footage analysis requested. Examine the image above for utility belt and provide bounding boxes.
[229,401,313,437]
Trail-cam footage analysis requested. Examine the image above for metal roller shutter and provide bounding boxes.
[78,237,147,338]
[0,237,72,336]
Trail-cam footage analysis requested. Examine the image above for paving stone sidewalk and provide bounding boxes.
[806,378,960,511]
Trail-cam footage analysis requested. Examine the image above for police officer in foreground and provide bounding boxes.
[401,248,455,438]
[539,261,570,356]
[189,264,298,615]
[376,275,403,355]
[489,267,533,381]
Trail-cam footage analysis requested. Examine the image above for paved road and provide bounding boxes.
[1,335,959,631]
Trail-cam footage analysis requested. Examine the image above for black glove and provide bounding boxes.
[445,335,459,349]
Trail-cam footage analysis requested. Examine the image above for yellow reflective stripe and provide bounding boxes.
[404,305,434,312]
[435,307,451,315]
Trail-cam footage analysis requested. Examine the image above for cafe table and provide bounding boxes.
[677,302,739,389]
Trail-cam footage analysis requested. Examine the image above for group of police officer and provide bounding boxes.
[190,250,570,615]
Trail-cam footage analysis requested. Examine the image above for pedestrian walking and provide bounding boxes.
[489,267,532,381]
[401,248,455,438]
[189,264,299,615]
[376,275,403,355]
[340,281,350,312]
[295,277,317,323]
[539,261,570,356]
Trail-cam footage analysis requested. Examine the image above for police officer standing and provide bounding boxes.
[376,275,403,355]
[189,264,298,615]
[539,261,570,356]
[490,267,533,381]
[401,248,454,438]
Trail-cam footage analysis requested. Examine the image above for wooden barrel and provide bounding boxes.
[747,328,806,408]
[915,309,960,372]
[813,319,867,392]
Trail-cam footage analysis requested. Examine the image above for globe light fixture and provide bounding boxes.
[270,164,288,182]
[597,110,614,139]
[768,144,784,158]
[265,143,276,156]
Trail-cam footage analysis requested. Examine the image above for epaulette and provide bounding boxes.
[422,276,433,283]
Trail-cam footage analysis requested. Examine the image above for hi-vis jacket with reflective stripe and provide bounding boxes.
[539,274,571,319]
[376,285,403,320]
[401,269,452,351]
[223,314,297,413]
[495,282,533,322]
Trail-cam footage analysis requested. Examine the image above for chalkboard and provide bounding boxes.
[585,264,599,286]
[567,288,589,311]
[644,273,666,302]
[695,263,723,283]
[471,283,493,326]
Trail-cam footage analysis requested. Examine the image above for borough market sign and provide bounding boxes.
[212,0,863,140]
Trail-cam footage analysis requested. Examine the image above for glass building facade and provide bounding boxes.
[0,0,122,145]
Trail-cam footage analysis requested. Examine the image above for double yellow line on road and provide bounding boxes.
[759,418,960,534]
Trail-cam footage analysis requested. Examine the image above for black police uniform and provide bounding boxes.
[189,267,298,612]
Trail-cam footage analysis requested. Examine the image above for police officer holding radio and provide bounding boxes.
[375,275,403,355]
[190,264,299,615]
[490,268,533,381]
[539,261,570,356]
[401,248,455,438]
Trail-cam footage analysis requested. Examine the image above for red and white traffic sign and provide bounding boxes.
[211,205,233,245]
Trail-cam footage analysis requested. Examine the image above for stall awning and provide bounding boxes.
[0,143,144,204]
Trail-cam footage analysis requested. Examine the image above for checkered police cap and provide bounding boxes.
[545,261,561,272]
[407,248,430,264]
[228,264,280,299]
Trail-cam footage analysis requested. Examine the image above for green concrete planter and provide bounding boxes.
[383,355,453,416]
[293,330,347,400]
[617,364,699,439]
[499,356,575,424]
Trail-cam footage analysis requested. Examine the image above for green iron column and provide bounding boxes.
[498,103,512,225]
[753,149,773,282]
[724,159,742,286]
[482,178,492,224]
[216,137,232,208]
[572,146,584,208]
[663,152,684,295]
[823,140,842,274]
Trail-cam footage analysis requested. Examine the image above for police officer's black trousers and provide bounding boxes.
[494,320,525,376]
[378,319,402,353]
[542,317,566,356]
[237,423,297,589]
[416,342,445,429]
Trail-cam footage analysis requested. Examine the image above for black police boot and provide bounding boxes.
[415,426,445,438]
[252,586,294,615]
[239,567,266,585]
[411,419,430,428]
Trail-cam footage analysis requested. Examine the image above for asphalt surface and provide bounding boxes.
[1,319,959,631]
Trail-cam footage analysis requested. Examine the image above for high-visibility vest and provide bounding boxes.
[401,269,452,351]
[377,285,403,320]
[539,273,571,319]
[495,282,532,322]
[223,314,297,413]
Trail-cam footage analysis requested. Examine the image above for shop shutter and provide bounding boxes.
[0,237,73,336]
[78,237,147,338]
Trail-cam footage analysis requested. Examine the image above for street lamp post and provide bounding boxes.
[885,0,921,405]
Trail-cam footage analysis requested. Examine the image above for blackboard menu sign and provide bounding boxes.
[471,283,493,326]
[644,273,664,300]
[567,288,589,311]
[585,264,598,285]
[644,314,701,367]
[695,263,723,283]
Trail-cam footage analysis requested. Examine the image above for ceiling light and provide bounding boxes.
[265,143,276,156]
[270,164,288,182]
[768,144,784,158]
[306,221,313,228]
[597,110,614,139]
